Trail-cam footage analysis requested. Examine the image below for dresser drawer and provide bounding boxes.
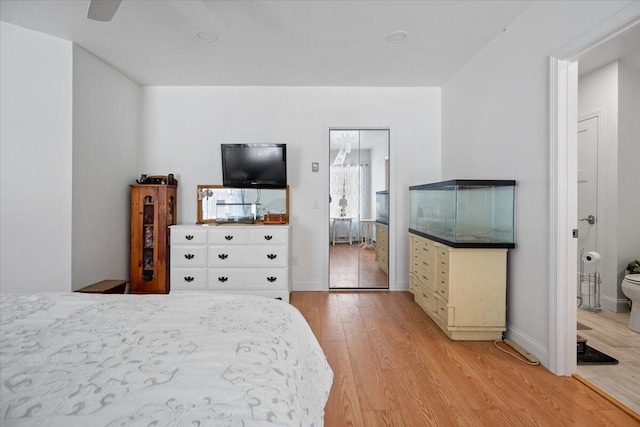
[171,228,207,245]
[171,268,207,290]
[171,246,207,268]
[437,275,450,300]
[208,229,251,245]
[208,245,287,267]
[415,285,436,314]
[435,296,449,324]
[416,268,436,292]
[250,228,288,245]
[209,268,287,290]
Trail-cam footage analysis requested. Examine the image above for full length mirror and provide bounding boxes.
[329,129,389,289]
[197,185,289,224]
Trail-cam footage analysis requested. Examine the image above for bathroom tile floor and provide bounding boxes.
[576,307,640,415]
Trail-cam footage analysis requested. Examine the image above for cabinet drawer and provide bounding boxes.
[209,268,287,290]
[437,275,450,300]
[415,286,436,314]
[209,245,287,267]
[171,246,207,267]
[250,228,288,245]
[208,229,251,245]
[416,269,436,292]
[435,296,449,323]
[418,240,435,261]
[418,256,435,272]
[171,268,207,290]
[171,228,207,245]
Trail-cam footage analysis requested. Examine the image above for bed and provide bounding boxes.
[0,292,333,426]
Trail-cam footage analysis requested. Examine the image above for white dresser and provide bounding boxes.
[170,224,291,302]
[409,233,508,341]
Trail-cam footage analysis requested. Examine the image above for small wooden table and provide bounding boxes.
[76,279,128,294]
[331,217,353,245]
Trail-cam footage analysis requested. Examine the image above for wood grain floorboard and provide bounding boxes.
[576,307,640,415]
[290,291,639,426]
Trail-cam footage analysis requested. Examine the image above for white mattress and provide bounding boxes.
[0,292,333,426]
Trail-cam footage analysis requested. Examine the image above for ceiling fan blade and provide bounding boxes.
[87,0,123,22]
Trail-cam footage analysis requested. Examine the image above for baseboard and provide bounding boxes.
[504,323,549,368]
[601,295,632,313]
[292,281,325,291]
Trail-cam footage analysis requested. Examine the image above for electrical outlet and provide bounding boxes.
[292,256,298,266]
[312,200,319,209]
[312,162,319,172]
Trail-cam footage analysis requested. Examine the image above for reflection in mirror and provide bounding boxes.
[329,129,389,289]
[197,185,289,224]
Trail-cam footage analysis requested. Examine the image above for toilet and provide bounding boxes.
[621,274,640,332]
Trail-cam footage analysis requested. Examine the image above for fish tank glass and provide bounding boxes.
[376,191,389,225]
[409,180,515,248]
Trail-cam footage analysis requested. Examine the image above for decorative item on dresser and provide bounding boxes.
[129,175,177,294]
[170,224,291,302]
[408,180,516,341]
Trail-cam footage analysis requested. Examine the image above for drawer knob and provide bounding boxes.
[184,276,194,282]
[267,254,277,260]
[267,276,277,282]
[264,235,273,240]
[184,254,195,260]
[225,235,233,241]
[218,254,228,260]
[440,290,445,294]
[185,235,194,240]
[218,277,228,282]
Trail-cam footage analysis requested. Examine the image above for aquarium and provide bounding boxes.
[376,191,389,225]
[409,180,515,248]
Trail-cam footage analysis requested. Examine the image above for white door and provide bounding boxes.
[577,116,599,279]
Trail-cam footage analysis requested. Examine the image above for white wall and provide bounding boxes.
[440,0,634,367]
[578,61,620,311]
[140,86,441,290]
[72,45,140,290]
[0,22,73,293]
[617,61,640,284]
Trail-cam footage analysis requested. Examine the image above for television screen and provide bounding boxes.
[221,144,287,189]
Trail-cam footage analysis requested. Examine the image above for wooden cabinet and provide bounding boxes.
[375,223,389,274]
[130,184,177,294]
[409,233,507,341]
[170,224,291,302]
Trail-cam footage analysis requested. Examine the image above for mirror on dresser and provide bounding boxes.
[197,185,289,224]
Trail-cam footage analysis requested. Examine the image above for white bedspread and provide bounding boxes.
[0,292,333,426]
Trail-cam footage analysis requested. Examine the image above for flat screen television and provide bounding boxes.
[221,143,287,189]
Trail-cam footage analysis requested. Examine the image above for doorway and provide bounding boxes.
[328,129,389,289]
[549,4,640,378]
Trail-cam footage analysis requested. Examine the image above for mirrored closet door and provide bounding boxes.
[329,129,389,289]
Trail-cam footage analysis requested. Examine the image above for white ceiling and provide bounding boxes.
[0,0,535,86]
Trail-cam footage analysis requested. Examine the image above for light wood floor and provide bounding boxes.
[291,291,639,426]
[577,307,640,415]
[329,243,388,289]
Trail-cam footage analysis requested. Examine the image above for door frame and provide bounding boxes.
[549,3,640,375]
[323,124,395,291]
